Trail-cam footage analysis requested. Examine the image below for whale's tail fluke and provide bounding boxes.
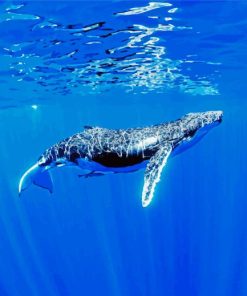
[18,163,53,196]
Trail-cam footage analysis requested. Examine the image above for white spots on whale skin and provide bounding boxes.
[136,136,158,151]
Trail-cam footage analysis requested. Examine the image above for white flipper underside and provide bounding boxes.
[142,143,172,207]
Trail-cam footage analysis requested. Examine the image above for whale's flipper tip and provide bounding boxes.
[19,164,53,196]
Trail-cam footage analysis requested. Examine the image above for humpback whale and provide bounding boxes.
[19,111,223,207]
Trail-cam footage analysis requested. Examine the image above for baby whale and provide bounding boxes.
[19,111,223,207]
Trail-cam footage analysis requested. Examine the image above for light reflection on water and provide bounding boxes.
[0,1,224,108]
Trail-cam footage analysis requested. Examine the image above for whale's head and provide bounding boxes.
[181,111,223,133]
[172,111,223,155]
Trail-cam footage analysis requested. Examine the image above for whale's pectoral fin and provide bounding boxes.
[142,143,172,207]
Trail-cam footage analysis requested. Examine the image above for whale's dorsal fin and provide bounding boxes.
[142,143,172,207]
[84,125,94,130]
[83,125,109,132]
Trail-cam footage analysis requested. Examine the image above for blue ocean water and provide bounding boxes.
[0,1,247,295]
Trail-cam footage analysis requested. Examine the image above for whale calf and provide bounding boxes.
[19,111,223,207]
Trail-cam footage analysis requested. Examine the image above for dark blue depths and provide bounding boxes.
[0,1,247,296]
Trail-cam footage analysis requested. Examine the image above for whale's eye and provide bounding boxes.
[186,129,196,138]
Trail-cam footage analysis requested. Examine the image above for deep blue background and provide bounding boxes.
[0,1,247,296]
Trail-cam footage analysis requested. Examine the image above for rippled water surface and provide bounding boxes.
[0,1,247,296]
[1,0,247,108]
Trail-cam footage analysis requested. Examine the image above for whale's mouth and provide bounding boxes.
[218,113,223,123]
[214,110,223,123]
[204,110,223,127]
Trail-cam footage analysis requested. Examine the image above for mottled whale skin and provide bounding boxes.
[19,111,223,207]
